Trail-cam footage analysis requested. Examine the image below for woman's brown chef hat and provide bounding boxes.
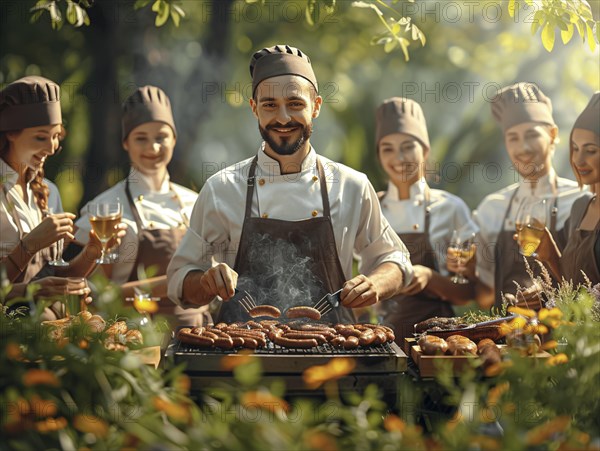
[491,82,555,132]
[122,85,176,141]
[572,91,599,135]
[249,44,318,98]
[0,76,62,131]
[375,97,430,150]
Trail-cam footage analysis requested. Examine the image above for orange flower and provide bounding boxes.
[133,297,159,314]
[241,390,289,414]
[73,414,110,438]
[23,369,60,387]
[487,382,510,405]
[78,339,89,349]
[445,410,464,432]
[546,353,569,366]
[152,397,191,423]
[507,306,537,318]
[526,416,571,445]
[6,342,22,360]
[304,431,338,451]
[538,307,563,321]
[303,358,355,389]
[541,340,558,350]
[34,416,67,434]
[484,360,513,377]
[173,374,191,394]
[524,323,549,335]
[30,395,58,418]
[383,414,406,432]
[220,351,255,371]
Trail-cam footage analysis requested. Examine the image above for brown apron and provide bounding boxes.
[560,195,600,285]
[493,188,559,308]
[216,156,355,324]
[2,185,61,319]
[378,189,454,344]
[124,179,188,314]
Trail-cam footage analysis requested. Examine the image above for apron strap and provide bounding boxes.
[124,178,145,230]
[316,158,331,219]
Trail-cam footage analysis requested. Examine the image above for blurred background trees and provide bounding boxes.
[1,0,598,212]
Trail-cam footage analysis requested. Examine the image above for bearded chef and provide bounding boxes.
[167,44,413,323]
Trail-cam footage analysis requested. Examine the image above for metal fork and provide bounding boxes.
[233,289,257,313]
[313,288,342,316]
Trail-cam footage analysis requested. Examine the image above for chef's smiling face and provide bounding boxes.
[250,75,322,158]
[378,133,428,187]
[504,121,557,181]
[571,128,600,187]
[123,122,175,176]
[5,124,63,173]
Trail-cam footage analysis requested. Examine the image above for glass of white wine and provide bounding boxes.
[515,199,547,258]
[88,200,122,264]
[448,231,476,284]
[47,207,69,267]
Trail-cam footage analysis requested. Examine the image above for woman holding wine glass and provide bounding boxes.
[373,97,478,343]
[0,76,117,318]
[75,86,208,326]
[535,92,600,285]
[470,83,582,310]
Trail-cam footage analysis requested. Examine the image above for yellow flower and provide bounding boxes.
[500,316,528,336]
[241,391,289,414]
[30,395,58,418]
[546,353,569,366]
[35,416,67,434]
[133,297,159,314]
[524,323,549,335]
[541,340,558,350]
[526,416,571,445]
[173,374,191,394]
[484,360,513,377]
[220,350,255,371]
[23,369,60,387]
[73,414,110,438]
[304,431,338,451]
[303,358,355,389]
[538,307,563,321]
[383,414,406,432]
[487,382,510,405]
[152,397,191,423]
[507,306,537,318]
[6,342,22,360]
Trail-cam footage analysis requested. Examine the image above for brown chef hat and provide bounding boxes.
[0,76,62,132]
[572,91,599,135]
[249,44,318,98]
[491,82,554,132]
[375,97,430,150]
[122,85,176,141]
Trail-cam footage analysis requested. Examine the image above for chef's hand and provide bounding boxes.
[399,265,432,296]
[446,244,477,280]
[86,223,128,258]
[22,213,76,253]
[533,227,560,263]
[340,274,379,308]
[504,281,544,310]
[199,263,238,301]
[33,276,92,305]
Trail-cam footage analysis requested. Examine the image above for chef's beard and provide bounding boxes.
[259,122,313,156]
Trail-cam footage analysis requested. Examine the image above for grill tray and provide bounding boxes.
[167,339,407,374]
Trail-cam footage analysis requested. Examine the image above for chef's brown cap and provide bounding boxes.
[0,76,62,132]
[249,45,318,98]
[572,91,599,135]
[122,85,176,141]
[491,82,554,132]
[375,97,430,150]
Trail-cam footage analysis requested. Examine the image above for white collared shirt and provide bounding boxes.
[1,158,63,258]
[473,169,583,287]
[167,145,414,305]
[75,168,198,284]
[380,179,478,276]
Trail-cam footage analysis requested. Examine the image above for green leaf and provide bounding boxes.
[171,4,185,18]
[541,22,555,51]
[352,1,382,16]
[412,23,426,46]
[399,37,410,61]
[556,18,568,32]
[134,0,152,9]
[508,0,516,18]
[575,19,585,40]
[383,38,397,53]
[151,0,161,13]
[586,23,597,52]
[170,9,180,27]
[154,1,170,27]
[561,23,574,44]
[30,10,44,23]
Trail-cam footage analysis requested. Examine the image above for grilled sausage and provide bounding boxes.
[343,335,360,350]
[240,337,259,349]
[248,305,282,318]
[213,337,234,349]
[359,330,376,347]
[177,330,215,347]
[202,331,220,340]
[339,328,362,338]
[231,336,245,347]
[286,306,322,320]
[330,336,346,348]
[190,327,204,335]
[273,335,318,348]
[372,330,388,345]
[226,331,267,347]
[283,332,327,345]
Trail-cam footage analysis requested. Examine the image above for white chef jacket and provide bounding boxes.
[75,169,198,284]
[473,169,582,288]
[167,145,414,306]
[380,179,479,277]
[1,158,63,258]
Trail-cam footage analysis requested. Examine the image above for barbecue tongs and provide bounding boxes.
[313,288,343,316]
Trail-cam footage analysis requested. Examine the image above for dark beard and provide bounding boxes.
[259,122,313,156]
